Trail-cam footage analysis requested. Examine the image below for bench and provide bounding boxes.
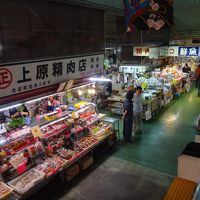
[163,177,197,200]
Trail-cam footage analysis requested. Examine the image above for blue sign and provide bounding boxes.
[178,47,199,56]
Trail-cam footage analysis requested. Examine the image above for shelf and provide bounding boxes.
[0,103,93,147]
[42,113,105,140]
[0,131,32,147]
[30,110,69,128]
[2,142,35,160]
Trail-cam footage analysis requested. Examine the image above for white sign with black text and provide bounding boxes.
[0,54,104,98]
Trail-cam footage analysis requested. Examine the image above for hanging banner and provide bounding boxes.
[124,0,174,32]
[133,46,149,56]
[0,54,104,98]
[178,47,199,57]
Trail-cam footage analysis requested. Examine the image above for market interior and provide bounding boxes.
[0,1,200,200]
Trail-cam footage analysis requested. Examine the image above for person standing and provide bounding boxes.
[182,63,191,73]
[195,64,200,87]
[198,78,200,98]
[122,91,134,142]
[127,82,135,98]
[133,86,143,134]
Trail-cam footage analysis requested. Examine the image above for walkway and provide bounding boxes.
[29,87,199,200]
[114,87,200,176]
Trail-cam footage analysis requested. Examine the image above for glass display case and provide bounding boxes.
[0,85,115,198]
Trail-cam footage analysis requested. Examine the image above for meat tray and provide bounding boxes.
[8,168,45,194]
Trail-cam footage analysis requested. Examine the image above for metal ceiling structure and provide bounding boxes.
[64,0,200,47]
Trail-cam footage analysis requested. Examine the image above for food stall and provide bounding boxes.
[107,64,192,120]
[0,82,116,199]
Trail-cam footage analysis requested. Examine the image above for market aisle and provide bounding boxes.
[29,156,173,200]
[113,87,200,176]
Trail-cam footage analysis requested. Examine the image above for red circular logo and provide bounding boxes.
[0,68,13,89]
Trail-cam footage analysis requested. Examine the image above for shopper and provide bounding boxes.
[122,91,134,142]
[198,78,200,98]
[195,64,200,87]
[127,82,135,98]
[182,63,191,73]
[133,86,143,134]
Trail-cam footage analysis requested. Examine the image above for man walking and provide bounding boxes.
[133,86,143,134]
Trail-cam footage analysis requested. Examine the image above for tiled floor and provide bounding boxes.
[113,87,200,176]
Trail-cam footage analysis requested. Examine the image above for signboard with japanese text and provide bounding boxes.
[149,47,159,59]
[133,47,149,56]
[0,54,104,98]
[124,0,174,32]
[178,47,199,57]
[119,65,148,74]
[159,46,178,57]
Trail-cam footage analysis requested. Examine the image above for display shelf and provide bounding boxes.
[11,132,112,200]
[41,113,105,140]
[30,110,69,128]
[0,132,32,148]
[2,142,35,161]
[0,99,115,199]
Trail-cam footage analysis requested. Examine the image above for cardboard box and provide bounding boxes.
[65,163,80,182]
[79,156,93,170]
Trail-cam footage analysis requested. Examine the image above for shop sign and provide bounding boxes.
[159,46,178,57]
[178,47,199,56]
[0,54,104,98]
[149,48,159,59]
[119,65,148,74]
[133,47,149,56]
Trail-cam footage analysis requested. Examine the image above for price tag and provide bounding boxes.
[31,126,43,138]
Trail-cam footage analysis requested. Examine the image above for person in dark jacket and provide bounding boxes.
[198,78,200,98]
[182,63,191,73]
[122,91,134,142]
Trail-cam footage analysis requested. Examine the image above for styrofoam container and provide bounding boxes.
[8,168,45,194]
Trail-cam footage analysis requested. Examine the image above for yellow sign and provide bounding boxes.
[31,126,43,138]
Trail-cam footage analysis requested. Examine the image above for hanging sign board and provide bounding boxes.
[159,46,178,57]
[0,54,104,98]
[149,48,159,59]
[119,65,148,73]
[133,47,149,56]
[178,47,199,56]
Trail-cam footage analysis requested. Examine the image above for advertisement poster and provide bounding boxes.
[124,0,173,32]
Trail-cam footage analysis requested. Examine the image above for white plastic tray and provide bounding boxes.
[8,168,45,194]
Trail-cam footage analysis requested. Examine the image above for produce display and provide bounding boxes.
[108,65,192,120]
